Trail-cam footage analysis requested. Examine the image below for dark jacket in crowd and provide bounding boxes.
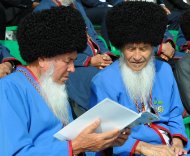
[175,54,190,114]
[163,0,190,12]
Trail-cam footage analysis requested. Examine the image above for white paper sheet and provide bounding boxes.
[54,98,159,141]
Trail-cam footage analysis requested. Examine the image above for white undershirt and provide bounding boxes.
[159,129,170,145]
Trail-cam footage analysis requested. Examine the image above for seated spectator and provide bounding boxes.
[163,0,190,13]
[133,0,182,30]
[155,30,176,61]
[176,27,188,51]
[0,0,39,40]
[175,54,190,115]
[175,10,190,114]
[80,0,124,45]
[79,0,123,25]
[0,44,20,77]
[0,6,130,156]
[176,11,190,53]
[35,0,116,114]
[0,3,6,40]
[90,2,190,155]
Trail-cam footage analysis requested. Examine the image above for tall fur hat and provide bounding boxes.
[106,1,168,49]
[17,6,87,63]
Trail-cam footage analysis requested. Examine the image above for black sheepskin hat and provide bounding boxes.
[106,1,168,49]
[17,6,87,63]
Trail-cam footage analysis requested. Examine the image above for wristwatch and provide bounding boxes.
[8,60,16,72]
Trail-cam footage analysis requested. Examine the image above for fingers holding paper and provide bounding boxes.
[112,128,131,147]
[71,119,130,155]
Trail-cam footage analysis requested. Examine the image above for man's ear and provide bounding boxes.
[38,57,48,69]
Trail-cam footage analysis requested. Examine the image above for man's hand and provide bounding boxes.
[71,119,120,155]
[112,128,131,147]
[98,54,113,69]
[90,54,112,69]
[0,62,12,78]
[160,54,170,61]
[161,6,171,15]
[186,49,190,53]
[32,2,40,8]
[160,42,175,61]
[90,54,105,67]
[136,141,176,156]
[171,137,187,155]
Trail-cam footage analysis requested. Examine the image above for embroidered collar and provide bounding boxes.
[17,66,41,94]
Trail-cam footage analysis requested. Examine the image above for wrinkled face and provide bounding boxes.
[122,43,153,71]
[41,51,77,84]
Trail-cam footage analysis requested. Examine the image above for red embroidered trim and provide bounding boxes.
[157,42,163,56]
[150,124,166,144]
[130,140,140,156]
[187,41,190,48]
[84,57,91,67]
[2,58,17,63]
[87,39,97,56]
[19,66,39,83]
[17,66,41,94]
[69,141,73,156]
[172,134,188,143]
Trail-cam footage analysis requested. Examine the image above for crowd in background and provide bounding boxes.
[0,0,190,155]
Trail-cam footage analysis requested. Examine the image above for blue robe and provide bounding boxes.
[0,44,14,62]
[0,66,72,155]
[90,60,190,156]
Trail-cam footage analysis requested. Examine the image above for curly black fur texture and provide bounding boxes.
[17,6,87,63]
[180,11,190,40]
[106,1,168,49]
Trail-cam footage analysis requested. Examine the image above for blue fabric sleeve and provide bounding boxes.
[113,136,139,155]
[153,31,175,56]
[80,0,103,7]
[167,75,189,145]
[164,31,174,41]
[0,79,70,156]
[34,0,56,12]
[176,28,187,49]
[76,1,109,53]
[85,16,109,54]
[74,52,91,67]
[0,44,12,62]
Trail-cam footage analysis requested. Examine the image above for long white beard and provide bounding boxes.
[119,56,155,108]
[40,66,69,125]
[59,0,73,6]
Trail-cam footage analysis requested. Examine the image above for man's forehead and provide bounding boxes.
[57,51,77,59]
[125,43,151,47]
[43,51,77,62]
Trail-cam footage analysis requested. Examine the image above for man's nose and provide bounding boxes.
[68,62,75,73]
[133,50,142,61]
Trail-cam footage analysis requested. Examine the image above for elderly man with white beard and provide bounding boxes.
[0,6,130,156]
[90,1,190,156]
